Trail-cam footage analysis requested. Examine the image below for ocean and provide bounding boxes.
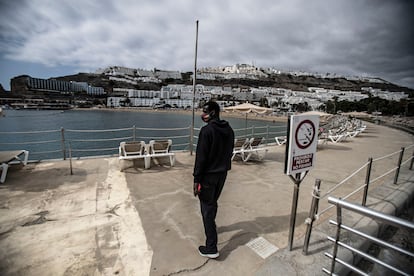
[0,109,286,160]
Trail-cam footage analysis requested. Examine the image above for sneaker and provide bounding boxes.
[198,246,219,259]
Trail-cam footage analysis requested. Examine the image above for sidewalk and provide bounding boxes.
[0,121,413,275]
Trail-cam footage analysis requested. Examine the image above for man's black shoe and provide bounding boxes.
[198,246,219,259]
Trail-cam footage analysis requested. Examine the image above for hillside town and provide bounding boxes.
[0,64,412,115]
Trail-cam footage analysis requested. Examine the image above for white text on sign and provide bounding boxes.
[292,153,313,171]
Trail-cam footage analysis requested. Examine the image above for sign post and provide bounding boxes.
[284,114,319,251]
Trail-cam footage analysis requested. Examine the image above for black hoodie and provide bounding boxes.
[193,119,235,183]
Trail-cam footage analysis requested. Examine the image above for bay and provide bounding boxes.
[0,109,286,160]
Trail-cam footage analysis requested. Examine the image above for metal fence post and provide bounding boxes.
[189,125,193,153]
[266,125,269,144]
[394,147,405,184]
[69,142,73,175]
[362,158,373,206]
[330,200,343,275]
[133,125,136,141]
[410,149,414,170]
[61,127,66,160]
[303,179,321,255]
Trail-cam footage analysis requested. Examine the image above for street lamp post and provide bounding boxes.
[190,20,199,155]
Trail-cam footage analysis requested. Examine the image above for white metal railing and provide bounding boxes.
[1,124,286,161]
[0,126,193,160]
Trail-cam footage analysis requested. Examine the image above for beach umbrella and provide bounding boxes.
[224,103,273,133]
[341,111,370,118]
[224,103,273,115]
[301,110,333,123]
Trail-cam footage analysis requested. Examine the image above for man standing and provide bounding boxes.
[193,101,234,259]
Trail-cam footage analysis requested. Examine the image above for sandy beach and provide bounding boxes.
[76,106,289,123]
[79,107,414,131]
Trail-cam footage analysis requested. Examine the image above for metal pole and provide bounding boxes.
[245,113,248,138]
[190,20,199,155]
[362,157,373,206]
[330,201,342,275]
[303,179,321,255]
[288,172,302,251]
[61,127,66,160]
[394,147,404,184]
[329,196,414,230]
[266,125,269,144]
[133,125,136,141]
[69,142,73,175]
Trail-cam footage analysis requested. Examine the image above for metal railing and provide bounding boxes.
[0,125,193,161]
[1,124,286,161]
[323,197,414,275]
[192,124,286,150]
[303,144,414,255]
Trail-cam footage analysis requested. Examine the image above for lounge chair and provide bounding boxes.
[242,137,268,162]
[0,150,29,183]
[275,136,287,146]
[328,133,347,143]
[119,141,149,170]
[147,139,175,168]
[232,138,249,161]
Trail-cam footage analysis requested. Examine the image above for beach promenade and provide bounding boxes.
[0,121,413,275]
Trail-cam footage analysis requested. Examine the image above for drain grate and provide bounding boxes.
[246,237,279,259]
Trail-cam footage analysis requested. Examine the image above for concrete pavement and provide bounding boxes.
[0,121,413,275]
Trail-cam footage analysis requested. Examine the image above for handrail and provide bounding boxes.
[328,197,414,230]
[0,129,61,134]
[320,162,370,200]
[303,144,414,255]
[316,145,414,217]
[66,127,134,132]
[324,197,414,275]
[0,125,195,160]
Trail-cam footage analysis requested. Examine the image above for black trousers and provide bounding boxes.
[198,172,227,251]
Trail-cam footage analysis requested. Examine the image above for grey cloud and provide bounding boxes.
[0,0,413,88]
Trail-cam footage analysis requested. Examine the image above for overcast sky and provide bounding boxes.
[1,0,413,90]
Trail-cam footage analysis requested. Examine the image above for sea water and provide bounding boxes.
[0,109,286,160]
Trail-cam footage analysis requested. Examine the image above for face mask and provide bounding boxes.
[201,105,215,122]
[201,112,211,122]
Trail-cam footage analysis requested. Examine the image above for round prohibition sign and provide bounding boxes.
[295,119,316,149]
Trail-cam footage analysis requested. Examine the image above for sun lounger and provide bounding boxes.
[328,134,347,143]
[241,137,268,162]
[0,150,29,183]
[119,141,149,169]
[275,136,287,146]
[147,139,175,168]
[232,138,249,161]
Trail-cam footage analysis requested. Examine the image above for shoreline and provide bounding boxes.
[74,107,289,123]
[74,107,414,133]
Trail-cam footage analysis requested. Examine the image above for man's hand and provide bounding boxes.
[193,183,201,197]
